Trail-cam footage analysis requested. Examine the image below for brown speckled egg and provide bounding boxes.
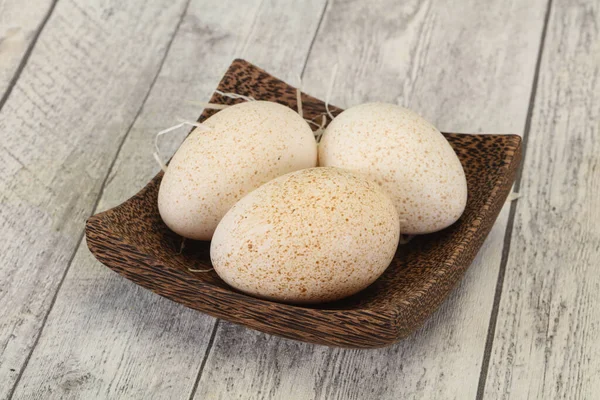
[319,102,467,235]
[210,167,400,304]
[158,101,317,240]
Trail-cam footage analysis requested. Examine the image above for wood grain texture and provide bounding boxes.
[194,0,548,398]
[10,1,327,399]
[484,0,600,398]
[0,0,190,396]
[0,0,54,100]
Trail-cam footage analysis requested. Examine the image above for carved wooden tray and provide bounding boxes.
[86,59,521,348]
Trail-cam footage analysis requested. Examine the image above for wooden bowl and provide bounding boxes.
[85,59,521,348]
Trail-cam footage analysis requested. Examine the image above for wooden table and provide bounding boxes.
[1,0,598,398]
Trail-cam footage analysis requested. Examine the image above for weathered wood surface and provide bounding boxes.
[8,0,327,399]
[0,0,55,101]
[0,0,190,397]
[2,0,598,398]
[484,0,600,398]
[193,0,549,398]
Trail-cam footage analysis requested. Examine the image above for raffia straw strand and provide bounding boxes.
[188,267,214,273]
[305,119,322,128]
[398,234,416,245]
[153,120,211,173]
[153,152,167,173]
[185,100,230,110]
[315,114,327,142]
[175,117,212,129]
[305,112,327,127]
[187,89,258,111]
[215,90,256,102]
[325,63,338,121]
[506,192,521,202]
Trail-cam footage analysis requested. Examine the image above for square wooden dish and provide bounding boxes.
[86,59,521,348]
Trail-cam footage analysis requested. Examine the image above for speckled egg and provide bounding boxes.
[158,101,317,240]
[210,167,400,304]
[319,102,467,235]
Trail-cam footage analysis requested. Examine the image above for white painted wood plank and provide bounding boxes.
[193,0,548,399]
[0,0,190,396]
[0,0,54,99]
[484,0,600,398]
[10,0,327,398]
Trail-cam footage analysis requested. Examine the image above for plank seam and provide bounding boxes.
[0,0,58,113]
[300,0,329,78]
[475,0,554,398]
[239,0,266,57]
[188,320,221,400]
[6,0,193,397]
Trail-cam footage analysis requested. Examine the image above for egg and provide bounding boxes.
[158,101,317,240]
[318,102,467,234]
[210,167,400,304]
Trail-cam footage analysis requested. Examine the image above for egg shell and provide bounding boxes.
[210,167,400,304]
[318,102,467,235]
[158,101,317,240]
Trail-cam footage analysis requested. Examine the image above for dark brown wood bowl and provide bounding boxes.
[85,59,521,348]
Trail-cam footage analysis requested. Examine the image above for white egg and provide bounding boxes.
[158,101,317,240]
[319,102,467,234]
[210,167,400,304]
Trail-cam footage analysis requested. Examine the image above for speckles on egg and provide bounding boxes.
[210,167,400,304]
[157,101,317,240]
[318,102,468,235]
